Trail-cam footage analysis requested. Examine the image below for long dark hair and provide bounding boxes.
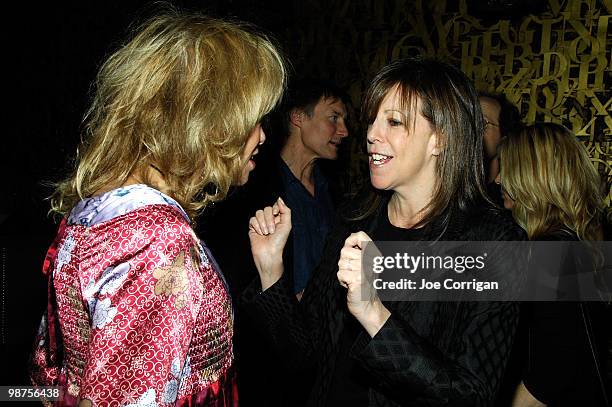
[353,58,489,232]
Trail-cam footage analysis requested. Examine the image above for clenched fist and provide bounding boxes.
[337,231,390,337]
[248,197,291,291]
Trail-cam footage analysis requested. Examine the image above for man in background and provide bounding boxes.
[479,92,523,205]
[199,78,350,406]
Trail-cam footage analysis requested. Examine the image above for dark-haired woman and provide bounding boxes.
[245,58,524,406]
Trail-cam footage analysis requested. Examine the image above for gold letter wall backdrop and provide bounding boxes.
[283,0,611,206]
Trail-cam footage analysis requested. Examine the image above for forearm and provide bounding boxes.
[352,316,489,406]
[353,300,391,338]
[242,274,317,368]
[254,256,284,291]
[351,302,518,406]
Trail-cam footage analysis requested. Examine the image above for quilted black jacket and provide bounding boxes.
[243,199,525,407]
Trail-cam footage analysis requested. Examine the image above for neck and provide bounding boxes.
[281,137,317,185]
[388,184,435,229]
[124,165,170,194]
[92,164,170,197]
[486,161,499,184]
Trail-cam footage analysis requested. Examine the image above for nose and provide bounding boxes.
[337,120,349,138]
[367,120,382,144]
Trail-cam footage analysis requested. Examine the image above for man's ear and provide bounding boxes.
[429,132,444,156]
[290,108,304,129]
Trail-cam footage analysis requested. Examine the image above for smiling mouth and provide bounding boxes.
[369,153,393,166]
[329,140,342,148]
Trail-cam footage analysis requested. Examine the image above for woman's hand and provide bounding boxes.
[337,231,390,337]
[249,197,291,291]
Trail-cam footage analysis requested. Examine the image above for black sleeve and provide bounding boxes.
[240,216,349,371]
[522,302,584,404]
[350,301,518,406]
[348,210,524,406]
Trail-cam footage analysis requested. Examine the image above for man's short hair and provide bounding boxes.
[272,78,350,142]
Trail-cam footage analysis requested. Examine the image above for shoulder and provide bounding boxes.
[68,184,190,227]
[123,204,195,244]
[84,203,197,265]
[77,204,200,311]
[535,229,578,241]
[463,205,526,241]
[128,203,190,224]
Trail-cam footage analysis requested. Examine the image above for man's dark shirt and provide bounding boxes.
[279,159,334,293]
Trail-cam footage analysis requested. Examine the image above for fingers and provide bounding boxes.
[252,208,276,235]
[263,206,276,233]
[250,207,274,235]
[249,198,291,236]
[249,215,263,235]
[337,262,361,292]
[254,209,268,234]
[337,247,361,270]
[277,197,291,225]
[344,231,372,250]
[337,245,362,291]
[337,233,372,291]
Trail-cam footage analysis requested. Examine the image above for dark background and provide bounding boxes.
[2,0,308,387]
[2,0,610,390]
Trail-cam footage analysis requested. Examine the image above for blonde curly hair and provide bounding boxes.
[498,123,604,241]
[51,9,286,218]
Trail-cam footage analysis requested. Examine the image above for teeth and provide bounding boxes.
[370,153,392,165]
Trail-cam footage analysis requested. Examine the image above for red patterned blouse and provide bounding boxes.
[31,185,237,406]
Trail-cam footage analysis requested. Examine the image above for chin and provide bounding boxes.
[320,151,337,160]
[369,177,391,191]
[236,170,250,186]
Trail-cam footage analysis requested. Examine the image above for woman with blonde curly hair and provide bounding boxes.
[30,9,286,407]
[496,123,609,407]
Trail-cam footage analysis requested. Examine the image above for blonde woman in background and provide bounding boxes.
[496,123,609,407]
[30,9,285,406]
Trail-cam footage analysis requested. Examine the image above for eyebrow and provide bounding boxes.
[384,109,407,117]
[331,109,346,117]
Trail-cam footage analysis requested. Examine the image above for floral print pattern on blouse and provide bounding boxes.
[31,184,237,406]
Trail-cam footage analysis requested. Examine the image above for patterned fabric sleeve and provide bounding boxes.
[78,209,203,406]
[30,314,61,407]
[30,219,67,402]
[350,301,519,406]
[349,212,524,406]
